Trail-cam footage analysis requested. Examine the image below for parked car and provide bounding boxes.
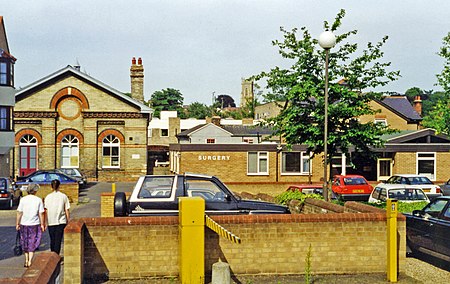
[384,174,442,200]
[114,173,290,216]
[15,170,79,191]
[368,184,430,204]
[287,184,323,195]
[331,175,373,201]
[439,179,450,196]
[405,196,450,262]
[0,177,21,209]
[56,168,88,188]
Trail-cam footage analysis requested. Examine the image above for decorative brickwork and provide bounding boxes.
[56,128,84,144]
[50,86,89,109]
[14,128,42,143]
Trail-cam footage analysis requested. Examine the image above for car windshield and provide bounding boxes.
[406,176,433,185]
[138,176,174,198]
[387,188,427,201]
[343,177,367,185]
[0,179,6,189]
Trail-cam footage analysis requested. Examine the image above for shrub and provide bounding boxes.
[363,201,428,213]
[275,191,323,205]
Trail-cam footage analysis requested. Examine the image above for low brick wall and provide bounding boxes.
[101,192,131,217]
[64,212,406,282]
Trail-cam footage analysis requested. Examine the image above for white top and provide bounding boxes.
[17,195,44,226]
[44,191,70,226]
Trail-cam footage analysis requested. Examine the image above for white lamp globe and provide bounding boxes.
[318,31,336,49]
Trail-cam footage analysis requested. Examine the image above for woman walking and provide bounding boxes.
[44,179,70,254]
[16,183,45,267]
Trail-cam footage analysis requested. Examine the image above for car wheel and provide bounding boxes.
[114,192,127,217]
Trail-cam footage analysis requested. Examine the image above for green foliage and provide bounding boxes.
[422,33,450,134]
[305,244,313,284]
[251,9,400,165]
[275,191,323,205]
[364,201,428,213]
[149,88,185,118]
[185,102,213,119]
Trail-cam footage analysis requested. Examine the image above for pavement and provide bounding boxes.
[0,182,134,280]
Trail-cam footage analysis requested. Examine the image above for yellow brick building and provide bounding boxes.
[13,60,152,181]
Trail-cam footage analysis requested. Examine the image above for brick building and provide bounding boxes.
[0,16,16,177]
[13,59,152,181]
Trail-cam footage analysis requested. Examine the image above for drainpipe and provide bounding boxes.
[54,114,58,169]
[96,121,99,180]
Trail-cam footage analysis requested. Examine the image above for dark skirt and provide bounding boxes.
[19,225,42,253]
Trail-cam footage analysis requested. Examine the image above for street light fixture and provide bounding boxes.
[318,30,336,202]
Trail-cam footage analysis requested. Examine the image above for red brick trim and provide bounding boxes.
[56,129,84,144]
[50,87,89,109]
[15,129,42,143]
[65,220,85,233]
[98,129,125,143]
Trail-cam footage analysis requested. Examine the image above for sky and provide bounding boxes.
[2,0,450,105]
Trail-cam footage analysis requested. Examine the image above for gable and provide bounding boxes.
[15,66,152,114]
[189,123,233,138]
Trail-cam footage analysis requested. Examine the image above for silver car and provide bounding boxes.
[0,177,21,210]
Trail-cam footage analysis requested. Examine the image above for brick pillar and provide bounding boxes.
[64,221,85,284]
[130,57,144,103]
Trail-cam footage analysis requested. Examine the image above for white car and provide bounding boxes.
[368,183,430,204]
[384,174,442,200]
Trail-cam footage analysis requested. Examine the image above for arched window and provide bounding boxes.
[102,134,120,168]
[19,134,37,176]
[61,135,79,168]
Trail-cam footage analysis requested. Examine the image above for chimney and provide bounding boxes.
[413,95,422,116]
[130,57,144,103]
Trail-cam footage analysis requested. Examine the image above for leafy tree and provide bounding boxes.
[215,94,236,108]
[422,32,450,134]
[149,88,185,118]
[405,87,423,103]
[185,102,213,119]
[252,9,399,170]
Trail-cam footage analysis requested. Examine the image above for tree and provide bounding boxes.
[405,87,423,103]
[252,9,399,170]
[149,88,185,118]
[422,32,450,134]
[185,102,213,119]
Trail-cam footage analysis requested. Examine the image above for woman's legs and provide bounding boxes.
[28,251,34,266]
[48,224,66,254]
[24,252,29,267]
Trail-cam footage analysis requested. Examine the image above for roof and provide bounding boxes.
[15,65,152,114]
[177,123,274,138]
[0,16,9,52]
[378,96,422,122]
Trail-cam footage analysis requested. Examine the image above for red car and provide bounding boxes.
[331,175,373,201]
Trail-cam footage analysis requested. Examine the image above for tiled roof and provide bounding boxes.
[177,123,274,137]
[380,96,422,121]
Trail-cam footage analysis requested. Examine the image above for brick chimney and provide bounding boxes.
[211,116,221,126]
[130,57,144,103]
[413,95,422,116]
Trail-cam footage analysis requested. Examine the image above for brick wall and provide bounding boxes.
[31,183,79,203]
[65,212,406,281]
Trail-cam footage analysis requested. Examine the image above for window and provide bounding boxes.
[243,138,254,144]
[417,152,436,180]
[138,176,174,198]
[0,59,13,86]
[247,152,268,175]
[374,118,387,126]
[377,158,392,181]
[102,135,120,168]
[185,179,226,202]
[206,138,216,144]
[281,152,310,174]
[0,107,11,130]
[61,135,79,168]
[161,129,168,137]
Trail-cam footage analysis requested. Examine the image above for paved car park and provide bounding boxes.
[0,181,449,282]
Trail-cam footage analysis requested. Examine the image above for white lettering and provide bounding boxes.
[197,155,231,161]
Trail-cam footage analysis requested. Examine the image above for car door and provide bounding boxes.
[431,200,450,259]
[408,199,447,252]
[185,178,238,214]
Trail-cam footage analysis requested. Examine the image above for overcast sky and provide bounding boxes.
[2,0,450,105]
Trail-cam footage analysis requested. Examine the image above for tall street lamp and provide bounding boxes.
[318,30,336,202]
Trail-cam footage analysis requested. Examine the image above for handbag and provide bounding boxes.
[14,231,22,256]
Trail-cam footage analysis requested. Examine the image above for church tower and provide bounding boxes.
[240,79,254,107]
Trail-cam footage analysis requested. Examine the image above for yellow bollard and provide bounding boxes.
[179,197,205,284]
[112,183,116,194]
[386,198,398,282]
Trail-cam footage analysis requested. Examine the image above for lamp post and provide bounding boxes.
[318,30,336,202]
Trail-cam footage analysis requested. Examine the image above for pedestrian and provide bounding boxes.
[16,183,45,268]
[44,179,70,255]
